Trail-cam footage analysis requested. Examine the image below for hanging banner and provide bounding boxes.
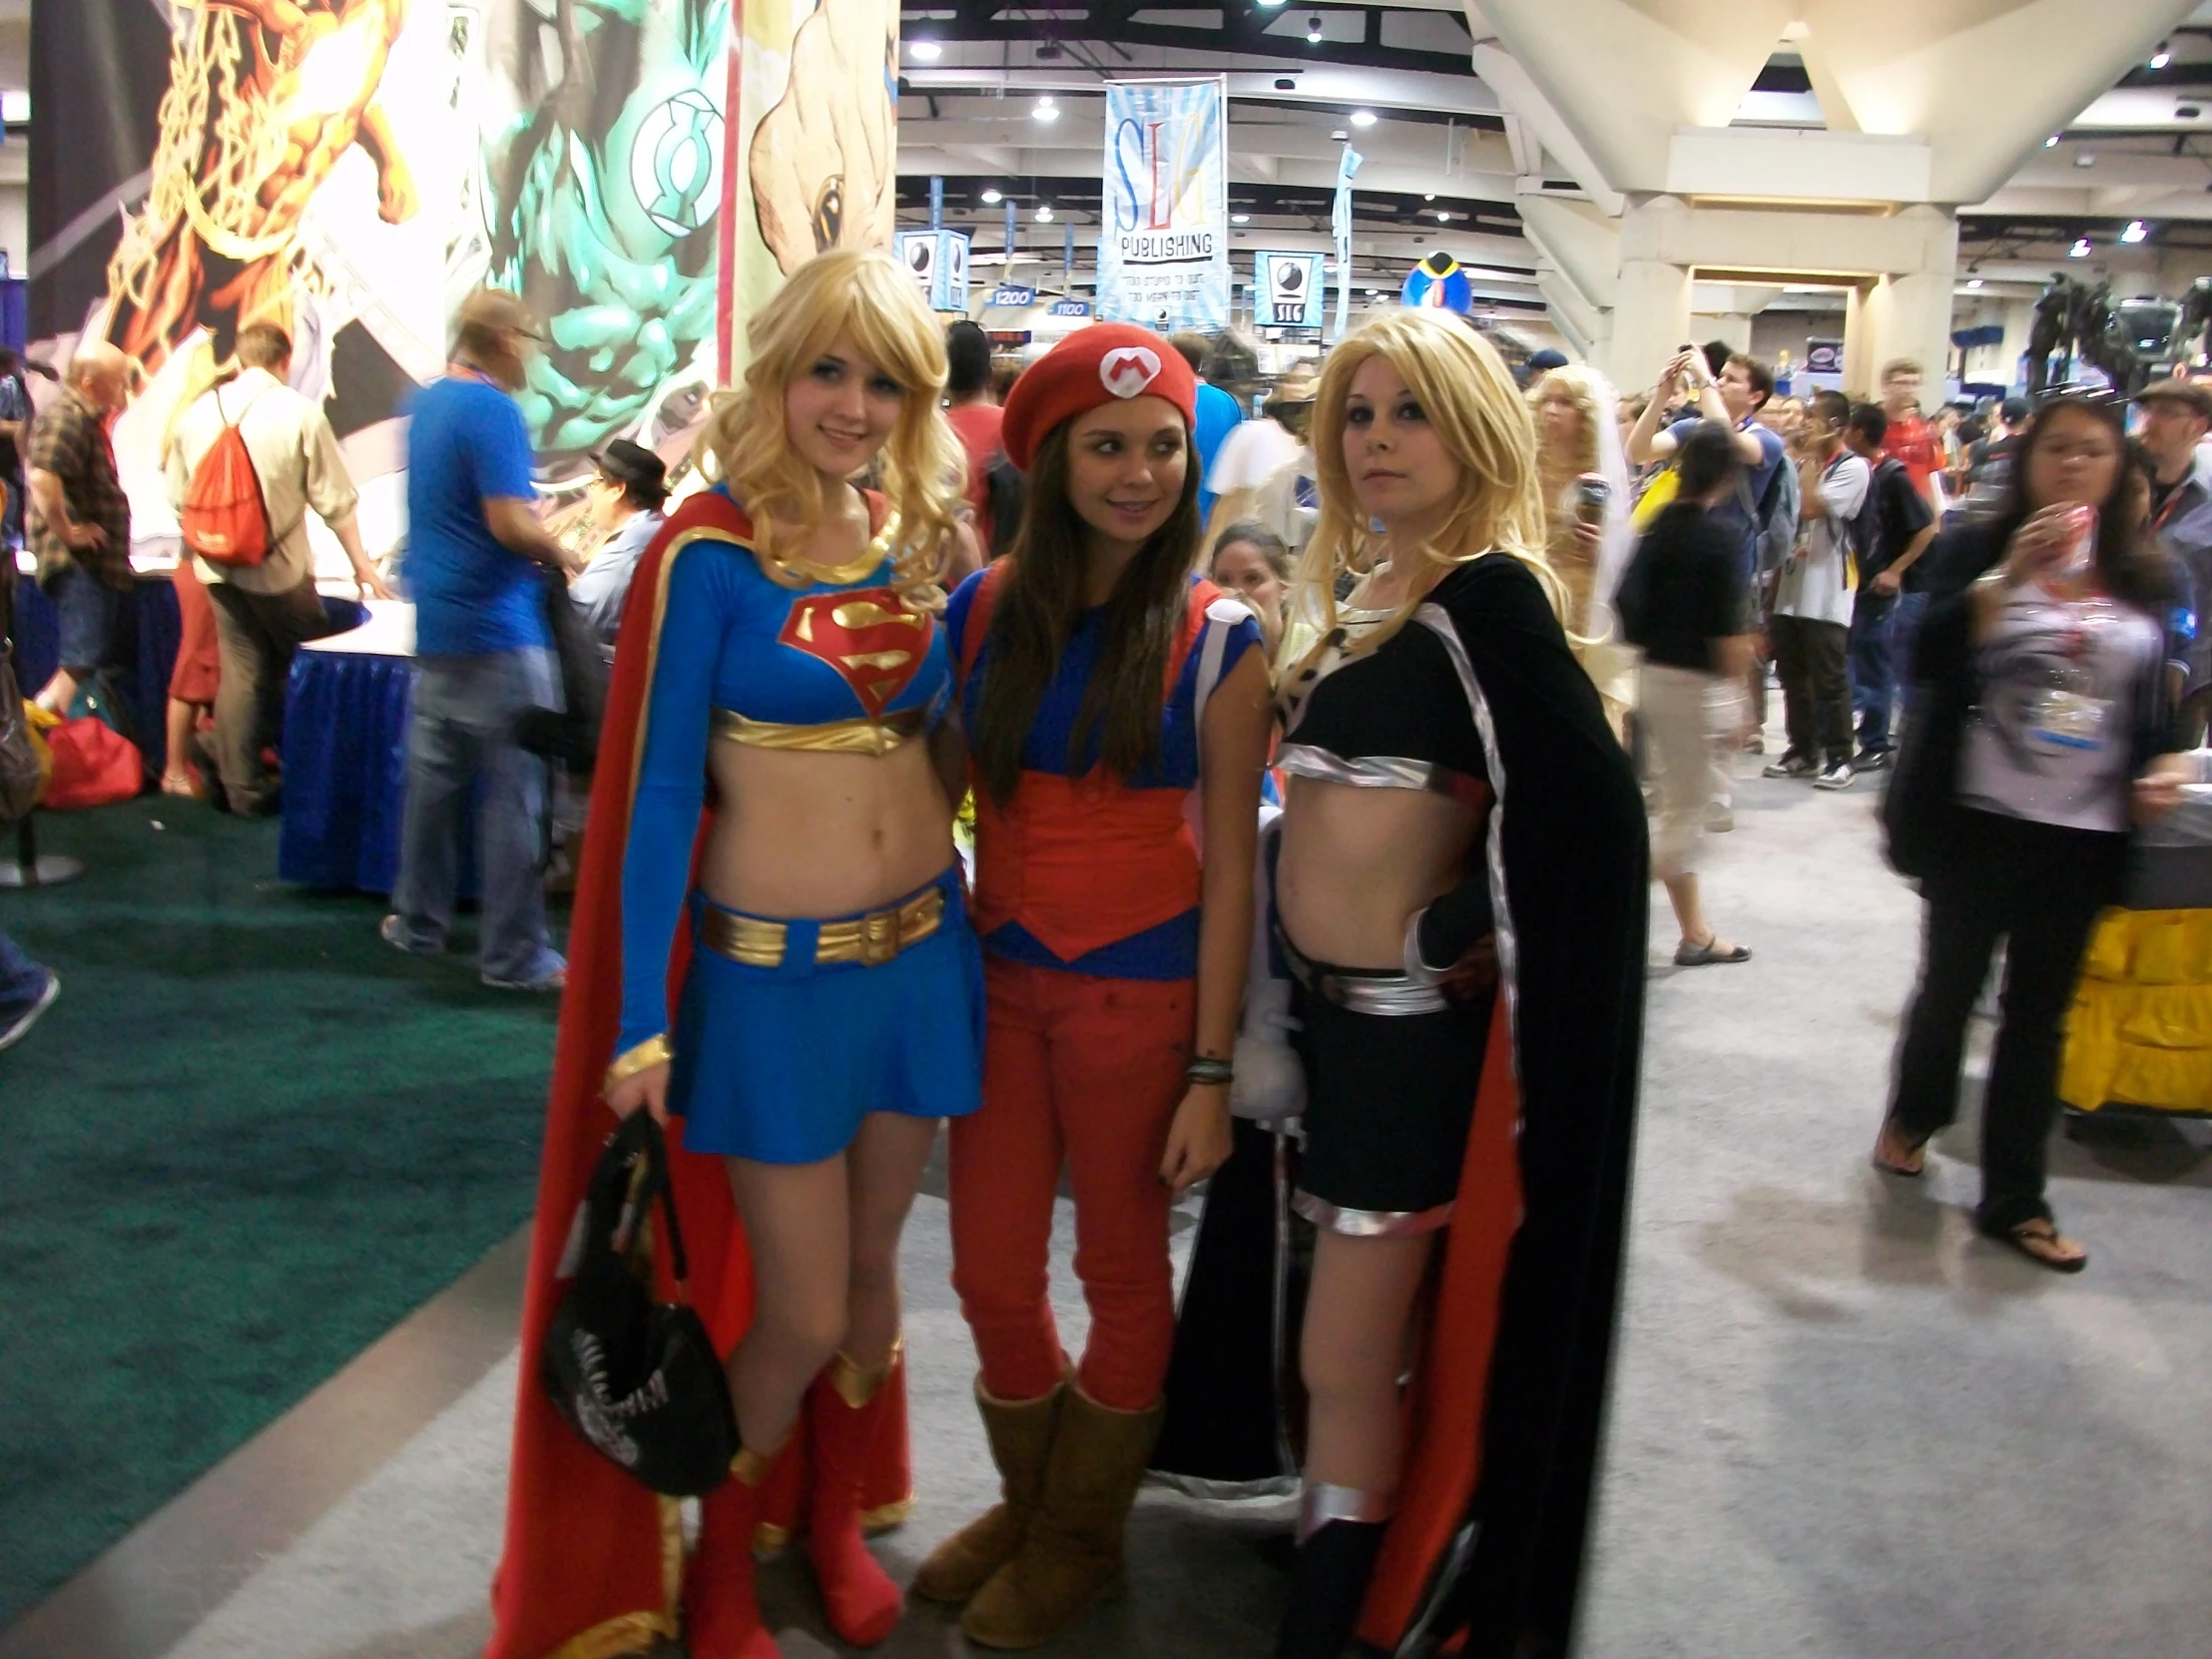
[895,230,970,312]
[1256,252,1325,330]
[1332,142,1364,340]
[1098,77,1229,332]
[1004,200,1019,263]
[929,175,943,231]
[730,0,901,367]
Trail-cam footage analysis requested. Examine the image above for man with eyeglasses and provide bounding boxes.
[2134,378,2212,743]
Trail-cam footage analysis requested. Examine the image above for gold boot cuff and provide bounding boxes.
[731,1442,779,1486]
[825,1335,904,1408]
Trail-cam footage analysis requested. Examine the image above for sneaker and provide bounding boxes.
[1814,762,1856,791]
[482,953,567,993]
[1855,748,1894,772]
[1706,805,1735,833]
[380,914,445,956]
[1762,755,1819,780]
[0,970,60,1053]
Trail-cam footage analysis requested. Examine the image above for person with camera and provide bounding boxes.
[1765,390,1869,791]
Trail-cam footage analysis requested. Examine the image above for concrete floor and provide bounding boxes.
[11,746,2212,1659]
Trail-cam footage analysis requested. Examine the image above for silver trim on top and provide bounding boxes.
[1278,927,1458,1016]
[1277,745,1487,808]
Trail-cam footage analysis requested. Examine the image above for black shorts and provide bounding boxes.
[1292,974,1491,1234]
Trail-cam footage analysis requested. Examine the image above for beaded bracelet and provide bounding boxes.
[1185,1056,1235,1086]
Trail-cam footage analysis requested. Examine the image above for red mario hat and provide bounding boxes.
[999,323,1198,472]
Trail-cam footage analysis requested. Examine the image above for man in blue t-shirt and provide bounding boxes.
[1627,346,1787,586]
[1171,333,1244,523]
[386,288,580,993]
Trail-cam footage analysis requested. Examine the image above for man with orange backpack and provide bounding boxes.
[164,322,392,815]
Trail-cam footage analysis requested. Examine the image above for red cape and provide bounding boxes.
[484,491,913,1659]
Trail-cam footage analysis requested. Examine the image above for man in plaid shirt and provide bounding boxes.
[28,342,135,717]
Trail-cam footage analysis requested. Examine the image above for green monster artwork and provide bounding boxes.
[469,0,726,478]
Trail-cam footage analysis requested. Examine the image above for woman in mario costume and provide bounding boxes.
[911,323,1275,1648]
[484,250,980,1659]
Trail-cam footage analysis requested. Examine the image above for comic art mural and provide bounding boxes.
[29,0,900,557]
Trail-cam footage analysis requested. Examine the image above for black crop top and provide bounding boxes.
[1278,562,1498,967]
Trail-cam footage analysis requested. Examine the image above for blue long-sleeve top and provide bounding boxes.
[617,498,952,1055]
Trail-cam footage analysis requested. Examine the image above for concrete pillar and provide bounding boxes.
[1606,257,1693,393]
[1842,284,1875,399]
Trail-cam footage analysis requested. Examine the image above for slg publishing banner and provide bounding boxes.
[1098,78,1228,333]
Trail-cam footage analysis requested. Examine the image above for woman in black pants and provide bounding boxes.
[1876,395,2189,1271]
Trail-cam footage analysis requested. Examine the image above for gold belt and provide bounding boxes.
[712,706,926,757]
[698,885,946,969]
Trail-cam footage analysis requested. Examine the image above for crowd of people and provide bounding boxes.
[2,247,2204,1656]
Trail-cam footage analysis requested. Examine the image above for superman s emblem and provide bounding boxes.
[779,588,933,718]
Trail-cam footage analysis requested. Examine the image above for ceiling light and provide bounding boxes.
[1966,277,1984,289]
[2075,153,2096,167]
[1033,99,1058,123]
[1433,209,1451,221]
[980,188,1002,204]
[2152,47,2172,69]
[2123,219,2149,243]
[1258,0,1290,8]
[1350,110,1377,128]
[1306,15,1324,43]
[1232,213,1250,224]
[1364,286,1380,295]
[1035,204,1054,222]
[2069,238,2093,258]
[2045,135,2059,148]
[1423,193,1436,202]
[1330,129,1348,141]
[908,38,941,60]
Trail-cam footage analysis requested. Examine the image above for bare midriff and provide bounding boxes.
[1275,775,1478,969]
[698,736,955,919]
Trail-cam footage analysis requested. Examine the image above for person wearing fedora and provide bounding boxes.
[915,323,1274,1649]
[569,437,671,663]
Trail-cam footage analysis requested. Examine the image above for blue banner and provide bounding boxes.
[1005,200,1018,263]
[1098,78,1230,331]
[1256,252,1326,329]
[929,175,943,231]
[1332,143,1363,340]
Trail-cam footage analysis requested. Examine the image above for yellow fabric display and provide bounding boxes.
[2060,907,2212,1113]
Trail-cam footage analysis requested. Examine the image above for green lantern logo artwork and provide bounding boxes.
[632,88,724,239]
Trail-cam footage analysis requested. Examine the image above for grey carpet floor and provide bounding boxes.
[150,755,2212,1659]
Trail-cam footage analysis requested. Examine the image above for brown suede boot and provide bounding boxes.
[911,1380,1065,1604]
[959,1385,1163,1649]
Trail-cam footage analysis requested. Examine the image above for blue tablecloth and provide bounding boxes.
[277,647,416,892]
[11,570,182,774]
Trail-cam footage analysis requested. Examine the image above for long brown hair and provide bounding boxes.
[1996,394,2175,616]
[968,418,1203,805]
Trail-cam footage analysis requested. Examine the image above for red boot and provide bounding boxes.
[685,1449,783,1659]
[806,1344,906,1646]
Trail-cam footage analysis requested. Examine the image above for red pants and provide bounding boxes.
[948,956,1193,1411]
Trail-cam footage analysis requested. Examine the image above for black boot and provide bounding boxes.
[1277,1517,1388,1659]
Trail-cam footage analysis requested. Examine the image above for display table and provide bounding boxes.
[10,555,183,775]
[2060,804,2212,1119]
[277,601,425,893]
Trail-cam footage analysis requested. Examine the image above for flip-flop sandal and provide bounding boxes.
[1674,938,1752,966]
[1870,1120,1929,1178]
[1983,1218,2088,1274]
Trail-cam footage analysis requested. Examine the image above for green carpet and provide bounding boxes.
[0,802,558,1626]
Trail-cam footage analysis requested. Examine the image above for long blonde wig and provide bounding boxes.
[1294,309,1558,658]
[697,250,965,600]
[1529,365,1604,479]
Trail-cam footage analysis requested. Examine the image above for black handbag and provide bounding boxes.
[0,644,42,830]
[541,1110,741,1496]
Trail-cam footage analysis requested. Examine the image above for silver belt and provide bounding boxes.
[1277,927,1456,1017]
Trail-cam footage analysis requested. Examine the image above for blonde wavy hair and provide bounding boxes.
[1294,310,1558,659]
[1529,364,1605,478]
[696,250,965,601]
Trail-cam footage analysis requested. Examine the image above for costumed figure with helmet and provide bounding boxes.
[911,324,1276,1648]
[484,249,982,1659]
[1172,308,1648,1659]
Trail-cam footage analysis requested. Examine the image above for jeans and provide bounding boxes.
[205,578,340,814]
[0,925,48,1018]
[1770,614,1853,769]
[1850,591,1897,754]
[390,648,564,985]
[1889,811,2125,1233]
[1892,590,1930,718]
[47,562,129,681]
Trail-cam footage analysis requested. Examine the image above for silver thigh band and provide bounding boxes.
[1278,928,1454,1017]
[1293,1189,1455,1238]
[1299,1480,1397,1542]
